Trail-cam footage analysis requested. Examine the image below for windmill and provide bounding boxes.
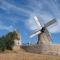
[30,16,57,46]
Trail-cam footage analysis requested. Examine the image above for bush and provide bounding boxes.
[0,38,6,52]
[0,31,18,52]
[6,40,14,50]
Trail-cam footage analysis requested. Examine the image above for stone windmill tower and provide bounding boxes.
[20,16,57,54]
[29,16,57,53]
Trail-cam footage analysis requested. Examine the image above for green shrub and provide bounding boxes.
[0,31,18,52]
[0,38,6,52]
[6,40,14,50]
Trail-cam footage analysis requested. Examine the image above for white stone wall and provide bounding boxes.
[13,40,20,51]
[14,40,19,46]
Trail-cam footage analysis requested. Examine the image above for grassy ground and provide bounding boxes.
[0,48,60,60]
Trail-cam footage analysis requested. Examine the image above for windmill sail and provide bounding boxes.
[30,31,41,38]
[34,16,42,30]
[45,19,56,27]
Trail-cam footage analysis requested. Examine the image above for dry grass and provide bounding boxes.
[0,48,60,60]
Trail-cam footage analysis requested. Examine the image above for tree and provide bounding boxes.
[0,31,20,52]
[5,31,16,50]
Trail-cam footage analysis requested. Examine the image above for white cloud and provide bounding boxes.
[0,0,31,14]
[26,14,42,30]
[0,0,60,34]
[40,13,54,24]
[0,0,31,23]
[42,0,60,19]
[25,0,60,33]
[26,13,60,33]
[26,18,37,30]
[0,25,14,31]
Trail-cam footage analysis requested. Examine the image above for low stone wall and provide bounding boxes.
[20,44,60,55]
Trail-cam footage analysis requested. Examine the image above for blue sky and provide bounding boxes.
[0,0,60,45]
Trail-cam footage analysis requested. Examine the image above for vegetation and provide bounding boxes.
[0,31,19,52]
